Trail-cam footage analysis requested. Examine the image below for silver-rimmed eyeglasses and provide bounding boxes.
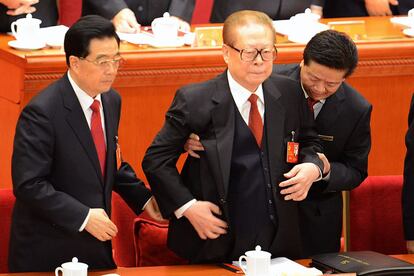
[226,44,277,62]
[80,55,124,69]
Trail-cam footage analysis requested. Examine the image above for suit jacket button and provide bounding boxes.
[220,198,226,204]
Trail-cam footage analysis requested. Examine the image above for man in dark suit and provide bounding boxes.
[142,10,324,263]
[273,30,372,256]
[402,94,414,253]
[82,0,195,33]
[0,0,57,32]
[210,0,324,23]
[9,15,161,272]
[185,30,372,257]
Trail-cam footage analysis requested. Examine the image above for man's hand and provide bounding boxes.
[2,0,38,16]
[310,5,323,17]
[183,201,228,240]
[317,152,331,175]
[7,4,35,15]
[170,16,191,32]
[112,8,140,33]
[1,0,37,9]
[365,0,398,16]
[144,197,165,222]
[407,240,414,253]
[184,133,204,158]
[279,163,320,201]
[85,208,118,241]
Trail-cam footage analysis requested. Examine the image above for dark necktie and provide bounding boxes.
[307,97,319,114]
[248,94,263,147]
[90,100,106,178]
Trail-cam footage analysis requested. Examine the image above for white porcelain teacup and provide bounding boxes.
[408,8,414,17]
[239,245,271,276]
[55,257,88,276]
[151,12,179,41]
[408,8,414,27]
[10,13,42,45]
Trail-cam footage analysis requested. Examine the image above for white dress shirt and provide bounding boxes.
[300,81,330,180]
[68,71,106,231]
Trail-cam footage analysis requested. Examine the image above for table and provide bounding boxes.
[1,255,413,275]
[1,16,414,188]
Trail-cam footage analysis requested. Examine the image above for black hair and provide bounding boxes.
[303,30,358,78]
[64,15,120,66]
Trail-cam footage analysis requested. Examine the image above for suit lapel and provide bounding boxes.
[316,84,345,130]
[263,78,285,182]
[210,73,235,198]
[289,65,301,81]
[62,74,104,185]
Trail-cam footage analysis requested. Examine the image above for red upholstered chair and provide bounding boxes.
[111,192,138,267]
[0,189,15,273]
[349,175,407,254]
[111,192,187,267]
[133,218,187,266]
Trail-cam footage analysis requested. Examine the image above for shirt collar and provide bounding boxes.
[227,70,264,107]
[300,80,326,104]
[68,70,102,112]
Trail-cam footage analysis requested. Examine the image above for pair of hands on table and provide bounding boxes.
[112,8,190,34]
[183,134,329,240]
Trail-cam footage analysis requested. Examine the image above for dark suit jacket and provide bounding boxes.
[402,94,414,240]
[82,0,195,27]
[0,0,58,33]
[210,0,324,23]
[142,71,323,262]
[9,74,151,272]
[274,64,372,256]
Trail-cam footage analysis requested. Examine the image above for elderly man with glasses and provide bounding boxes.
[142,10,324,263]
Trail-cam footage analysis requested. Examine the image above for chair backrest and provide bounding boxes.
[111,192,184,267]
[349,175,406,254]
[111,192,138,267]
[0,189,15,273]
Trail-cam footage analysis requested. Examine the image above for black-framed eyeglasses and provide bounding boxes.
[80,55,124,69]
[226,44,277,62]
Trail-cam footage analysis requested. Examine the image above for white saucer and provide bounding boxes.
[149,37,185,48]
[45,39,63,48]
[8,40,46,50]
[403,28,414,37]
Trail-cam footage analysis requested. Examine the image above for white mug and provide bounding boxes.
[55,257,88,276]
[408,8,414,17]
[239,245,271,276]
[10,13,42,45]
[151,12,179,41]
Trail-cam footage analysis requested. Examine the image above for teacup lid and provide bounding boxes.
[290,8,320,22]
[61,257,88,270]
[152,12,177,26]
[245,245,271,258]
[17,13,42,24]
